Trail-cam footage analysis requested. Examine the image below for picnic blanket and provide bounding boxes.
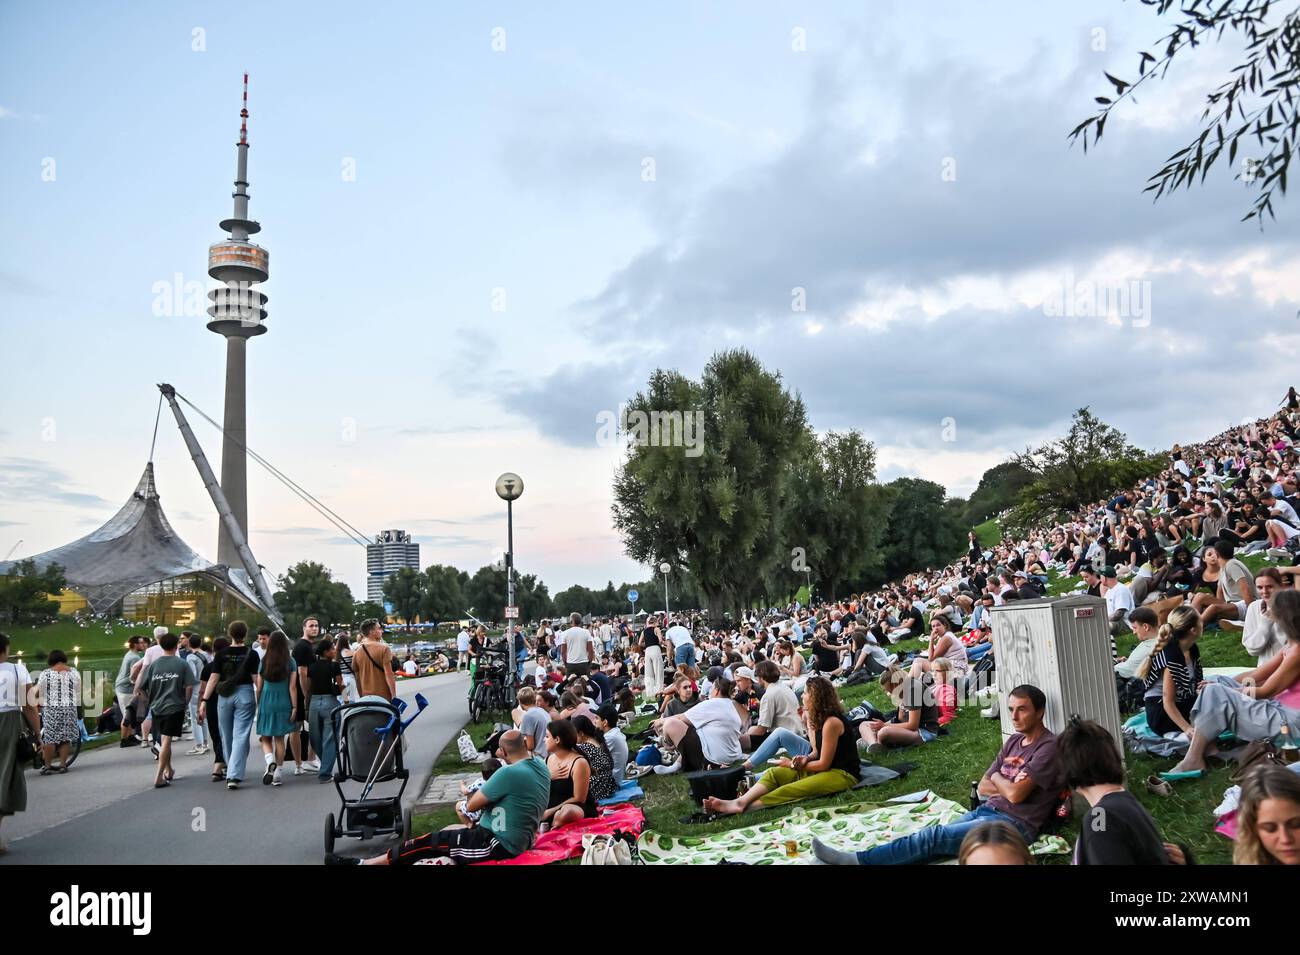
[636,794,1069,864]
[473,804,645,866]
[598,778,644,806]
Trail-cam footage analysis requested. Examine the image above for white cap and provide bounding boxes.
[734,666,755,681]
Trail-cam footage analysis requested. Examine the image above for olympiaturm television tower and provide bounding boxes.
[207,73,269,567]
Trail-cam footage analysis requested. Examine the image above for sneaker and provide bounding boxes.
[324,853,360,866]
[262,764,275,786]
[652,760,682,776]
[120,737,141,748]
[980,705,998,719]
[271,767,282,786]
[185,746,204,756]
[1268,547,1291,559]
[302,759,320,772]
[226,779,240,790]
[294,765,308,776]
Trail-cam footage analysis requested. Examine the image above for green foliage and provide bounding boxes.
[611,350,812,617]
[272,560,354,635]
[420,564,468,623]
[351,600,385,624]
[786,430,894,600]
[880,478,967,579]
[382,566,425,628]
[1008,407,1164,532]
[1069,0,1300,223]
[963,460,1034,526]
[0,559,65,625]
[463,565,553,623]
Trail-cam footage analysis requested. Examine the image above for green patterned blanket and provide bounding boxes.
[637,794,1070,864]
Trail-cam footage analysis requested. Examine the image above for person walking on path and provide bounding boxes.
[0,632,42,855]
[114,634,146,748]
[35,650,82,774]
[206,621,259,790]
[306,638,342,781]
[182,634,210,756]
[197,636,228,781]
[137,631,197,789]
[255,631,299,787]
[350,620,395,701]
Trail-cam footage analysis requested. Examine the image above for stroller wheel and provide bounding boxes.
[324,812,336,854]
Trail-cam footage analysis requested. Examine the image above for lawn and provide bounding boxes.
[416,563,1273,864]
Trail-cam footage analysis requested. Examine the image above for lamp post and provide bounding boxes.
[659,561,672,616]
[495,473,524,623]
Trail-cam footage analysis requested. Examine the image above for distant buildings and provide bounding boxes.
[367,530,420,603]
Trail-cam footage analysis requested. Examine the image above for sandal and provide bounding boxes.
[1157,769,1206,783]
[154,780,170,789]
[1144,774,1173,797]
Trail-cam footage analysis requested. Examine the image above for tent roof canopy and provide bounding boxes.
[0,463,277,620]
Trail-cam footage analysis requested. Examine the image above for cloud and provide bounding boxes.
[503,360,634,447]
[0,458,114,510]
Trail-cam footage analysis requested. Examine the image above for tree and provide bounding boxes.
[382,567,426,630]
[420,564,467,623]
[273,561,354,636]
[784,430,894,600]
[964,460,1035,526]
[351,600,386,625]
[552,584,595,618]
[0,559,65,625]
[1070,0,1300,223]
[611,349,811,618]
[1008,408,1165,531]
[880,478,967,580]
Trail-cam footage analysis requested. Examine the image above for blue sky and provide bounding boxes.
[3,1,1298,598]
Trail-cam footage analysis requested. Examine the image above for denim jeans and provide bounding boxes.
[746,727,812,766]
[308,695,340,779]
[217,684,256,782]
[854,804,1033,865]
[516,650,529,683]
[187,692,207,747]
[970,604,985,631]
[673,642,696,668]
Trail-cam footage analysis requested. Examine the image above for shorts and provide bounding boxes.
[919,728,938,743]
[565,662,591,677]
[154,711,185,739]
[1234,600,1248,618]
[389,826,515,865]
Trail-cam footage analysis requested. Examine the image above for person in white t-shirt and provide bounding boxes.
[455,627,471,672]
[0,631,42,850]
[649,677,745,774]
[559,613,596,677]
[1099,567,1135,636]
[665,618,696,668]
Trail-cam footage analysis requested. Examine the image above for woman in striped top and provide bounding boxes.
[1139,605,1203,737]
[335,633,355,703]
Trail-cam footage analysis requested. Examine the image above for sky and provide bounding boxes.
[2,1,1299,600]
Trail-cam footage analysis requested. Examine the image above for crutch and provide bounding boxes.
[360,694,429,799]
[358,698,406,794]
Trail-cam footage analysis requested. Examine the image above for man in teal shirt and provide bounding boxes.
[328,729,550,865]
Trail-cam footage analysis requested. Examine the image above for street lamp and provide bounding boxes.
[659,561,672,616]
[495,473,524,623]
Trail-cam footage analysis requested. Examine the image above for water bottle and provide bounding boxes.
[969,780,980,810]
[1280,725,1299,765]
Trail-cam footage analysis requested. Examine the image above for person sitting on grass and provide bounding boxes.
[1233,764,1300,865]
[813,684,1059,865]
[772,639,804,680]
[1138,605,1203,739]
[958,821,1032,865]
[702,676,860,816]
[661,673,699,718]
[1190,539,1256,629]
[1058,717,1179,865]
[910,615,969,682]
[594,705,628,784]
[572,714,617,803]
[650,677,746,775]
[740,660,804,754]
[859,665,942,754]
[932,657,958,726]
[328,730,548,865]
[455,757,501,826]
[1165,588,1300,778]
[543,718,597,829]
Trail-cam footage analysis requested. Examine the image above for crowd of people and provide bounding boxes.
[359,401,1300,865]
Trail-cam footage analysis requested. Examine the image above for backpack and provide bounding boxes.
[580,831,638,865]
[964,652,996,695]
[685,765,746,806]
[1116,675,1145,714]
[216,647,250,698]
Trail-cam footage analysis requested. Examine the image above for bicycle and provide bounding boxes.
[27,718,87,772]
[468,645,514,723]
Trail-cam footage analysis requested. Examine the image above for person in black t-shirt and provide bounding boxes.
[1058,718,1183,865]
[306,638,343,781]
[809,626,848,676]
[290,616,321,774]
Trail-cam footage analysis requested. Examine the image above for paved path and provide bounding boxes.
[1,671,468,864]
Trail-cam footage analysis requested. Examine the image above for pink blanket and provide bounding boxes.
[475,804,645,866]
[1215,809,1238,840]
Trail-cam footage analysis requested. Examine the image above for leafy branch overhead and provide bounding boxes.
[1069,0,1299,223]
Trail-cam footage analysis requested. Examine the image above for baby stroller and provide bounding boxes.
[324,694,426,853]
